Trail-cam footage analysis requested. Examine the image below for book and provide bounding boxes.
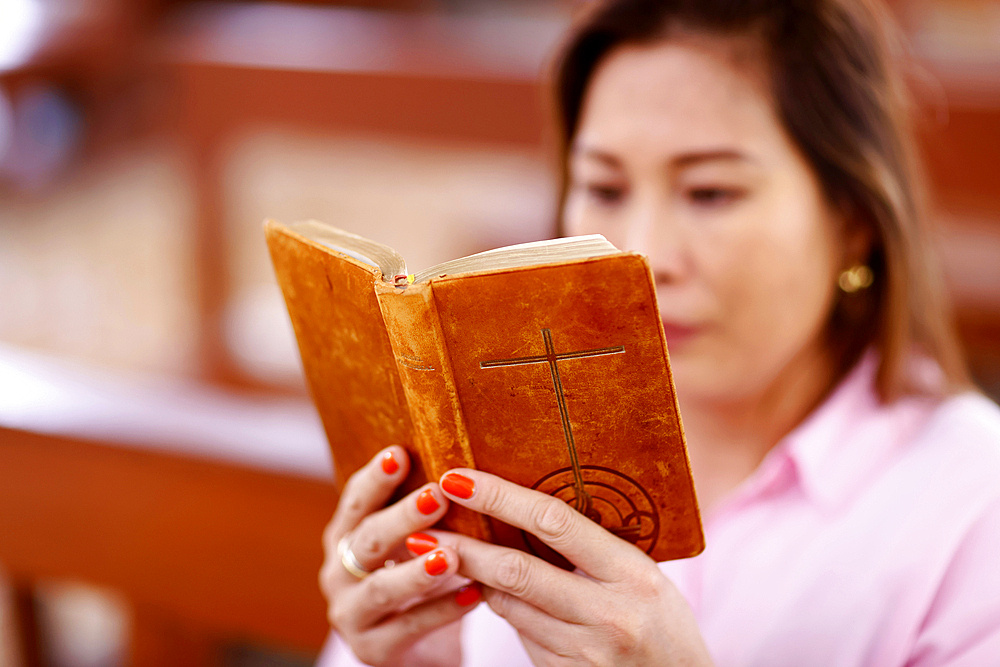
[265,219,704,565]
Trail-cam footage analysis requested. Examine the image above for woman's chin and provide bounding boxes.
[667,350,744,404]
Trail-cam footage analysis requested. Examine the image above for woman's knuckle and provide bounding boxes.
[362,574,393,608]
[318,563,337,596]
[352,635,386,666]
[632,566,667,599]
[545,642,577,665]
[351,518,384,559]
[329,600,350,631]
[484,589,516,620]
[340,472,364,501]
[322,520,338,548]
[479,483,507,516]
[395,608,426,639]
[494,550,533,595]
[609,618,641,652]
[578,643,611,667]
[533,498,577,544]
[596,607,642,657]
[649,571,669,596]
[338,491,366,520]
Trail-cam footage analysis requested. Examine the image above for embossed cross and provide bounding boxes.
[480,329,625,516]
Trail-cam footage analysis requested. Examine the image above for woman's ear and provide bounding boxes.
[838,203,875,269]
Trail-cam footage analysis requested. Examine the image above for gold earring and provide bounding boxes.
[838,265,873,293]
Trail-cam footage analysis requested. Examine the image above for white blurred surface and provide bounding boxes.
[167,2,568,79]
[0,0,44,71]
[224,131,556,385]
[0,343,332,480]
[35,582,129,667]
[0,146,199,376]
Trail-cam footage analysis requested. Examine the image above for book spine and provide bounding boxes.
[374,281,491,542]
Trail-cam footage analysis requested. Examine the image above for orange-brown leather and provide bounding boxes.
[265,221,424,496]
[428,255,703,562]
[376,281,491,541]
[266,220,704,564]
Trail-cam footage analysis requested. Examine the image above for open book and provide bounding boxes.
[266,219,704,565]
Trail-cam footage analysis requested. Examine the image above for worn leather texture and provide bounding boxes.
[376,281,491,541]
[266,220,704,563]
[264,221,423,496]
[428,255,703,562]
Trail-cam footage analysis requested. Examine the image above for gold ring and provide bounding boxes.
[338,536,373,579]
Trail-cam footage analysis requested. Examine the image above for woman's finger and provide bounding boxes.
[340,482,449,573]
[326,446,409,542]
[349,584,483,666]
[437,468,649,581]
[425,530,597,624]
[482,587,582,659]
[340,545,462,629]
[518,635,558,667]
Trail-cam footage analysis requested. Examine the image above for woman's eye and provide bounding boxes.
[686,187,743,206]
[586,184,626,204]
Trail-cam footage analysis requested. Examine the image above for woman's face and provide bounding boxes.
[564,36,851,403]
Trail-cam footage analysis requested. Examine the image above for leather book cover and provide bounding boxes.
[265,220,487,538]
[264,221,420,493]
[266,220,704,564]
[423,256,703,563]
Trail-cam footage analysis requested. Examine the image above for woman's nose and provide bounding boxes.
[623,204,655,255]
[623,204,687,282]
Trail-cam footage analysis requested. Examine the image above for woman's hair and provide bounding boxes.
[551,0,969,402]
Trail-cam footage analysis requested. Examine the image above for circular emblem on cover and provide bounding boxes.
[522,465,659,567]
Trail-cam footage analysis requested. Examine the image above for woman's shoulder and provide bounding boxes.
[815,357,1000,523]
[896,392,1000,664]
[909,390,1000,471]
[901,350,1000,450]
[923,390,1000,444]
[802,354,1000,499]
[847,349,1000,477]
[882,389,1000,518]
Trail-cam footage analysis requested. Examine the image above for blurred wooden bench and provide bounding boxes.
[0,11,556,664]
[0,346,339,666]
[0,426,337,666]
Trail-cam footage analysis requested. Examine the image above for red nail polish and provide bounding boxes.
[406,532,438,556]
[441,473,475,500]
[416,489,440,515]
[381,450,399,475]
[455,583,481,607]
[425,550,448,576]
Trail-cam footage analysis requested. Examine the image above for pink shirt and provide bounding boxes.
[321,357,1000,666]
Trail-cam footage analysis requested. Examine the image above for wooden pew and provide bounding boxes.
[0,425,338,666]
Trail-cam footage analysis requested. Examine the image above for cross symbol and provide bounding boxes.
[480,329,625,516]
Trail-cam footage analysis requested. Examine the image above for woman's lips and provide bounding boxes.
[661,322,700,347]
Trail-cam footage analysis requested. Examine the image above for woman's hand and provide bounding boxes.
[432,469,715,667]
[319,447,482,667]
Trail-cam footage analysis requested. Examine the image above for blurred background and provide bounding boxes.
[0,0,997,665]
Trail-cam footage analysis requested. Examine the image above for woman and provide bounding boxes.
[318,0,1000,665]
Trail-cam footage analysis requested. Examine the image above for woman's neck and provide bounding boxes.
[679,343,838,516]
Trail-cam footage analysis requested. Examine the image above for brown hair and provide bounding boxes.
[551,0,968,401]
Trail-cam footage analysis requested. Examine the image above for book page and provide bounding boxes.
[289,220,620,284]
[410,235,619,283]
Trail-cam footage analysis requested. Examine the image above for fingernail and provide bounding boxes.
[381,450,399,475]
[406,532,438,556]
[441,473,475,500]
[455,583,481,607]
[425,550,448,576]
[416,489,440,515]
